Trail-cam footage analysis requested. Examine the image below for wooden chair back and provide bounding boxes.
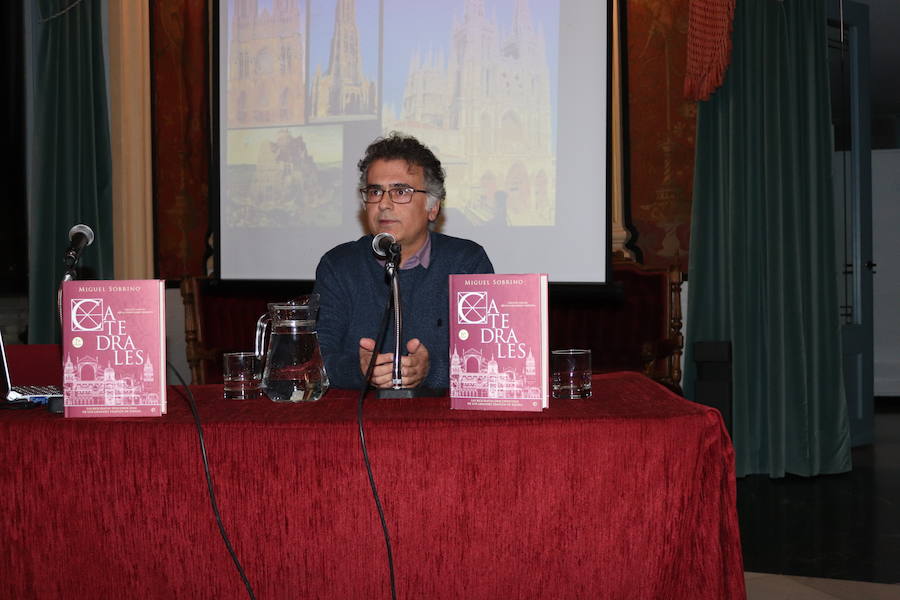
[549,258,683,391]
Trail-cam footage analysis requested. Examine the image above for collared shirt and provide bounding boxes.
[377,232,432,270]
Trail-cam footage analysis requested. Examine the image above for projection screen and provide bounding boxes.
[216,0,609,283]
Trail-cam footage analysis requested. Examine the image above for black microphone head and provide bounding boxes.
[68,224,95,246]
[372,232,396,257]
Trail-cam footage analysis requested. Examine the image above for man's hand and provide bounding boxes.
[358,337,430,389]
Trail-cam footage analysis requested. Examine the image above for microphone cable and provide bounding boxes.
[167,362,256,600]
[357,295,398,600]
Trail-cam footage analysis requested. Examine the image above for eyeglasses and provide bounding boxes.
[359,186,428,204]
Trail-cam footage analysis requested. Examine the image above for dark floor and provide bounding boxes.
[738,398,900,584]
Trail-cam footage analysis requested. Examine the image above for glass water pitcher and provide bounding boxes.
[254,294,329,402]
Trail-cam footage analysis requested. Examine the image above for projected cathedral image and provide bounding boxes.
[382,0,558,227]
[227,0,307,127]
[219,0,565,278]
[310,0,378,120]
[223,0,343,230]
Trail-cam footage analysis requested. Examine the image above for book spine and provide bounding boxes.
[541,275,549,407]
[159,281,167,414]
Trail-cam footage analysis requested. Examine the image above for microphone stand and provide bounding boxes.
[386,244,402,389]
[375,243,440,399]
[376,244,407,399]
[52,262,80,415]
[58,264,79,325]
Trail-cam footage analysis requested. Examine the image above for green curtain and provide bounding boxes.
[684,0,851,477]
[29,0,114,343]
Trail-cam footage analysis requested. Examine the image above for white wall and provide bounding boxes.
[873,149,900,395]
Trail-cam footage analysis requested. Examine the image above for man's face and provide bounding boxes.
[364,159,439,253]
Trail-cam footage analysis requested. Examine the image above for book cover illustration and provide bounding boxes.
[449,274,549,411]
[62,280,167,418]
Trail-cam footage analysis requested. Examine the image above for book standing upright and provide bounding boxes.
[61,280,167,418]
[449,274,549,411]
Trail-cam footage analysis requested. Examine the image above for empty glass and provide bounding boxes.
[223,352,262,399]
[551,349,592,399]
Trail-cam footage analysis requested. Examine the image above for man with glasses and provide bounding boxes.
[314,133,494,390]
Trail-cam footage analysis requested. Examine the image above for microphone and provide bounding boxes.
[64,224,95,268]
[372,232,399,258]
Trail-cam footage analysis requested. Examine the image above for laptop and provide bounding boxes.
[1,335,63,404]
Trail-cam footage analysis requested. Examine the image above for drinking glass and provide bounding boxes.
[223,352,263,399]
[551,349,592,399]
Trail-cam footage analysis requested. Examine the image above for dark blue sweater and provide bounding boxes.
[313,233,494,389]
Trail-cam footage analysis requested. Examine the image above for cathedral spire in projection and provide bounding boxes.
[328,0,363,82]
[464,0,486,21]
[511,0,534,36]
[311,0,376,119]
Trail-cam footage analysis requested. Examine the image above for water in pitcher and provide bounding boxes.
[262,326,329,403]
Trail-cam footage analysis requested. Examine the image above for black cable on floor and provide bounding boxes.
[167,362,256,600]
[357,296,398,600]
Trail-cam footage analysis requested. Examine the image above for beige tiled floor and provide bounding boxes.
[746,572,900,600]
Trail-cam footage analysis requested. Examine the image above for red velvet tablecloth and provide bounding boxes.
[0,373,744,599]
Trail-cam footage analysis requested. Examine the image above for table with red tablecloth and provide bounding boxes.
[0,372,745,599]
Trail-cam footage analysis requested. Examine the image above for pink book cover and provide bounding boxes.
[62,280,167,418]
[449,274,549,411]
